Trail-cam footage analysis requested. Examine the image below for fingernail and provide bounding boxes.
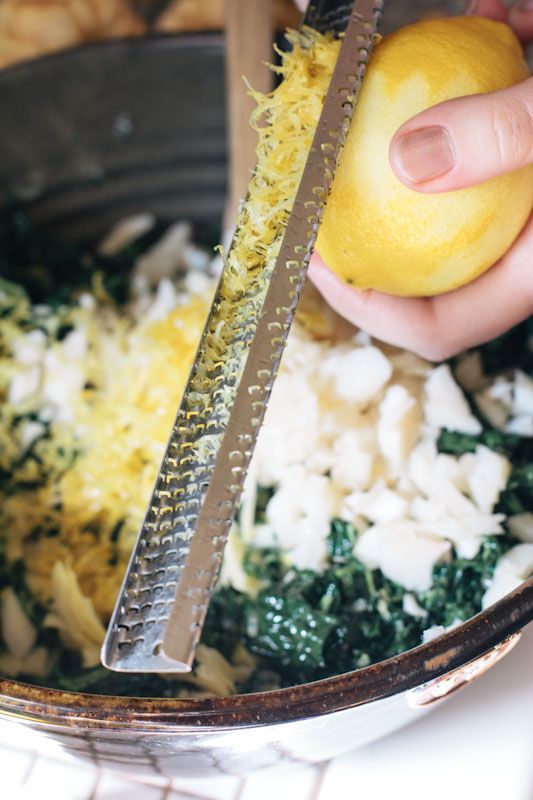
[463,0,477,14]
[394,126,456,184]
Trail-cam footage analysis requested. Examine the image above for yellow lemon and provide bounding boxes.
[316,16,533,296]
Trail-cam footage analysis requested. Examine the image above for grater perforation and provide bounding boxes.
[102,0,386,673]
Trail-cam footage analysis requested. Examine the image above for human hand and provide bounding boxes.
[308,0,533,361]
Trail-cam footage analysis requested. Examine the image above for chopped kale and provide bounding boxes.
[45,657,176,697]
[438,428,533,467]
[419,535,511,628]
[244,593,338,670]
[201,586,248,661]
[199,520,515,687]
[327,518,358,562]
[438,429,519,458]
[0,210,159,307]
[476,316,533,375]
[507,463,533,492]
[242,546,284,584]
[496,463,533,517]
[438,323,533,521]
[254,484,275,523]
[438,426,533,517]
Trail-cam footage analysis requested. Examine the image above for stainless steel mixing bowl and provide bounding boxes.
[0,588,530,777]
[0,4,532,778]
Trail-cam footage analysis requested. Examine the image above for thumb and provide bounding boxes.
[389,76,533,194]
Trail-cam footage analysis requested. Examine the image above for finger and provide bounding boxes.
[388,76,533,193]
[307,255,468,361]
[465,0,508,21]
[508,2,533,44]
[310,212,533,361]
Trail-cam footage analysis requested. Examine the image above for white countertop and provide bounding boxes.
[2,622,532,800]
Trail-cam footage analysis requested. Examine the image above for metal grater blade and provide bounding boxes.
[102,0,386,673]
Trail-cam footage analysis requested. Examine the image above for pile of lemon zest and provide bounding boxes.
[185,28,340,459]
[0,290,209,619]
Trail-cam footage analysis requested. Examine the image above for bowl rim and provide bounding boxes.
[0,30,227,81]
[1,577,532,730]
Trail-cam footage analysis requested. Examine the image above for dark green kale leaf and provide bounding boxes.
[254,485,275,523]
[418,535,512,628]
[496,463,533,516]
[44,655,176,697]
[474,316,533,375]
[0,210,159,307]
[437,428,533,470]
[244,593,338,670]
[327,518,358,562]
[242,546,284,584]
[438,429,521,458]
[200,586,248,661]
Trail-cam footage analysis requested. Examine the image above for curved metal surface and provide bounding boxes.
[0,34,228,240]
[1,578,532,731]
[407,632,523,708]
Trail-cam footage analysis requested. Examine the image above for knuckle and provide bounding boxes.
[407,307,459,363]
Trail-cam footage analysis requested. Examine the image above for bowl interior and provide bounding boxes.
[0,33,227,241]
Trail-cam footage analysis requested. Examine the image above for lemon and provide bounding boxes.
[316,16,533,297]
